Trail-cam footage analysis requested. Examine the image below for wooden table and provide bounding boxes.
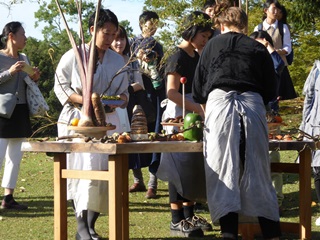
[21,140,318,240]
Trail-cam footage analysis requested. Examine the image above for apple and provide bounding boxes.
[180,77,187,84]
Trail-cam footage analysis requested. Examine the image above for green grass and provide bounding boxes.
[1,99,320,239]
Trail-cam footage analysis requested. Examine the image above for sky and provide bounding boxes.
[0,0,145,40]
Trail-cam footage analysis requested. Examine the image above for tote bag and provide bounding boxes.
[20,53,49,116]
[24,76,49,116]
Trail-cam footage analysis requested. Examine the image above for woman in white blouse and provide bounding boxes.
[54,9,128,240]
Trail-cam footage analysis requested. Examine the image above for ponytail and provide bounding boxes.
[0,21,22,50]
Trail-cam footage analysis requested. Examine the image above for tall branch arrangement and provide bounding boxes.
[54,0,102,126]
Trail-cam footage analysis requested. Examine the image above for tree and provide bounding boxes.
[23,0,97,136]
[144,0,320,96]
[120,20,134,37]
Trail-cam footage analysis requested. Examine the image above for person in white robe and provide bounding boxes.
[54,9,128,240]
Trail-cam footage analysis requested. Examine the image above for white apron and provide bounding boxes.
[58,107,121,214]
[54,48,128,215]
[204,89,279,222]
[157,93,207,202]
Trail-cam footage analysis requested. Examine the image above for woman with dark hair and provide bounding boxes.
[111,25,136,133]
[54,9,128,240]
[0,21,40,210]
[277,4,288,24]
[254,0,296,100]
[193,5,281,240]
[156,11,213,238]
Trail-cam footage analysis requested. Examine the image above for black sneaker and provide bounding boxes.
[170,219,204,237]
[1,199,28,210]
[186,215,213,231]
[194,202,209,213]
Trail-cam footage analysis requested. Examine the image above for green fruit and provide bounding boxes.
[183,112,203,141]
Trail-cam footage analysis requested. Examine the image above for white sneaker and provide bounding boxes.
[315,216,320,226]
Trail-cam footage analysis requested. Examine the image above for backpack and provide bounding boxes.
[258,22,294,65]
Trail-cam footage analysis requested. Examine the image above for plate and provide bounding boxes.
[102,99,125,106]
[161,122,184,127]
[67,125,116,139]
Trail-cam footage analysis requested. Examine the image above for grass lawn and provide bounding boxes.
[1,99,320,239]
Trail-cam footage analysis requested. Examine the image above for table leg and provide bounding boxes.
[109,154,129,240]
[122,154,129,240]
[299,148,312,240]
[53,153,67,240]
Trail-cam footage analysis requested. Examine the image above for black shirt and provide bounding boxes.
[165,47,200,94]
[192,32,277,105]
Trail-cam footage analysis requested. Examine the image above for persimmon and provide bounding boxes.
[274,116,283,123]
[70,118,79,126]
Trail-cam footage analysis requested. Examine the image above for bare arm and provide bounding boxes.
[167,72,205,119]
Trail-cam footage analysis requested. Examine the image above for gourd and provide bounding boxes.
[183,112,203,141]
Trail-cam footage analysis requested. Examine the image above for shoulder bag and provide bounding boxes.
[0,92,18,119]
[0,71,19,119]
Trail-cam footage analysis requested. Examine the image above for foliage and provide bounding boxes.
[120,20,134,37]
[34,0,96,43]
[248,0,320,96]
[144,0,320,97]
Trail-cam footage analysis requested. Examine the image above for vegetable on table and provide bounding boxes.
[91,92,106,126]
[183,112,203,141]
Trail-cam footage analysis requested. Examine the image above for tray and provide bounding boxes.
[67,125,116,139]
[102,99,125,106]
[161,122,184,127]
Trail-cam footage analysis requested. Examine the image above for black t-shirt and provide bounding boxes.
[192,32,277,105]
[165,47,199,94]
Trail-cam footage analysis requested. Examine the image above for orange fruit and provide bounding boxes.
[70,118,79,126]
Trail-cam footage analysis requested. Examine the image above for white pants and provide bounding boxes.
[0,138,24,189]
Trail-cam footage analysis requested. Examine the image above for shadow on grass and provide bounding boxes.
[0,195,76,218]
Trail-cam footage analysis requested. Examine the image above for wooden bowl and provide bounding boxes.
[67,125,116,139]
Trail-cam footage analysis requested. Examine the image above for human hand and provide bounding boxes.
[256,38,269,47]
[9,61,25,75]
[29,67,41,82]
[256,38,275,53]
[275,48,287,56]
